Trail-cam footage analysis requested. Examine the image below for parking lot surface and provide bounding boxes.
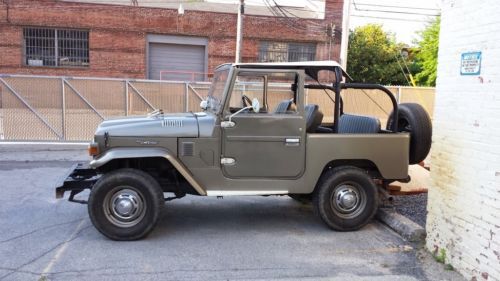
[0,145,464,281]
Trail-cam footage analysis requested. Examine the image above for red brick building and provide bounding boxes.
[0,0,344,80]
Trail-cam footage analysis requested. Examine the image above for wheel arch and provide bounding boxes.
[310,159,382,195]
[322,159,382,178]
[90,147,206,195]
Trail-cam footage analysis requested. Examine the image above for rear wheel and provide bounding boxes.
[88,168,164,240]
[313,167,378,231]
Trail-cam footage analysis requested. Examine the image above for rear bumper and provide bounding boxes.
[55,163,99,204]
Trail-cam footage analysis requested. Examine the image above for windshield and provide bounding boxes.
[206,66,230,113]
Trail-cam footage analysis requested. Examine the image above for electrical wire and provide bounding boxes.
[352,0,439,17]
[360,89,389,114]
[263,0,324,33]
[354,2,440,12]
[400,52,413,78]
[350,14,432,23]
[395,57,411,86]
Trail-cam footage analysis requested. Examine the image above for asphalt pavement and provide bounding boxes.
[0,144,464,281]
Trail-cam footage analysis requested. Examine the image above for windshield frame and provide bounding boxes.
[206,64,232,114]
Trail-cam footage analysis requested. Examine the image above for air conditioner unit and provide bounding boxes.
[28,59,43,66]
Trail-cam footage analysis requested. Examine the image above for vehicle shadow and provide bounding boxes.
[151,195,379,239]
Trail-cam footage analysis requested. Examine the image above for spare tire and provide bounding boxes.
[387,103,432,165]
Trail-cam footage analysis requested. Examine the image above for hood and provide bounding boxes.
[95,113,199,138]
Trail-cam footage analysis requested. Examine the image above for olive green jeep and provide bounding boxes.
[55,61,432,240]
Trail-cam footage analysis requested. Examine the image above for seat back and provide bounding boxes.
[305,104,323,133]
[273,99,293,113]
[338,114,380,134]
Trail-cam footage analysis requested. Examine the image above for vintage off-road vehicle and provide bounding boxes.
[56,61,432,240]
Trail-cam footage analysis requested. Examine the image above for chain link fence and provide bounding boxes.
[0,74,435,142]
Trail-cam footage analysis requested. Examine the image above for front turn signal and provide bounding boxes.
[88,143,100,156]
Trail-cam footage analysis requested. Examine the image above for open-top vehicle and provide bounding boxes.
[56,61,432,240]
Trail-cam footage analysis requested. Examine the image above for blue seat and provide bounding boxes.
[338,114,380,134]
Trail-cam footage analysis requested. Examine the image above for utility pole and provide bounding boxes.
[339,0,351,70]
[235,0,245,63]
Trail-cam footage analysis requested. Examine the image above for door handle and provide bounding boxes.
[285,138,300,144]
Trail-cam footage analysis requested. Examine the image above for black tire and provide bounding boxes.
[88,168,164,241]
[387,103,432,165]
[289,194,312,204]
[313,167,378,231]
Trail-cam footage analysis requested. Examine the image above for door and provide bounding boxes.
[221,70,306,178]
[148,43,205,80]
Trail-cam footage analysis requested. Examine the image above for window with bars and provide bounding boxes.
[23,28,89,67]
[258,41,316,63]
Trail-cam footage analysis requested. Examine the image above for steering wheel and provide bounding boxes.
[242,94,252,108]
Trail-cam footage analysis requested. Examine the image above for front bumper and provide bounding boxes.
[55,163,100,204]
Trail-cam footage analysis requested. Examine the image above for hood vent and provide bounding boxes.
[181,142,195,157]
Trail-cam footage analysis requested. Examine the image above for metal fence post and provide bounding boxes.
[185,82,189,112]
[125,80,129,116]
[61,77,66,140]
[397,86,402,104]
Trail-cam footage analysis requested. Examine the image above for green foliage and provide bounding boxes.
[434,248,447,264]
[347,24,409,85]
[414,17,440,86]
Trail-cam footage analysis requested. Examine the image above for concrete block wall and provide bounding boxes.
[426,0,500,280]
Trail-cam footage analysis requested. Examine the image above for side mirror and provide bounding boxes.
[221,98,261,128]
[200,100,208,110]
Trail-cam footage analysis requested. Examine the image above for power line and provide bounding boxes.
[352,0,439,17]
[354,7,439,17]
[354,2,440,12]
[262,0,326,33]
[350,14,433,23]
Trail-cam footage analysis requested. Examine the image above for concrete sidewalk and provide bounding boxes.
[0,144,464,281]
[0,142,89,162]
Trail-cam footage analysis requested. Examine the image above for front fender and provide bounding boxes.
[90,147,206,195]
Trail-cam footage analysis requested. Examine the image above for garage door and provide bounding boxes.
[148,43,206,81]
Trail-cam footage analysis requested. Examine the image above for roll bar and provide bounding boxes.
[305,81,399,133]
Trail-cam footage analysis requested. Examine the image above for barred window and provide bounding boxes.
[23,28,89,67]
[258,41,316,62]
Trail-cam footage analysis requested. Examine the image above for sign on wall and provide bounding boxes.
[460,51,482,75]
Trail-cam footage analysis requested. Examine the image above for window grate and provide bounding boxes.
[23,27,89,67]
[258,41,316,62]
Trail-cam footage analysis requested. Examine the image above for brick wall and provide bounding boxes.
[0,0,343,79]
[426,0,500,280]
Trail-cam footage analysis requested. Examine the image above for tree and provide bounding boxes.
[414,17,440,87]
[347,24,408,85]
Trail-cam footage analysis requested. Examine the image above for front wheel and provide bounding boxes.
[313,167,378,231]
[88,168,164,240]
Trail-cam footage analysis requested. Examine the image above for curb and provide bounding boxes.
[376,208,426,242]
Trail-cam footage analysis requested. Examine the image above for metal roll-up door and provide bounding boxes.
[148,43,206,81]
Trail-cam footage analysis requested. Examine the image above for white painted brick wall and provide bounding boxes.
[426,0,500,280]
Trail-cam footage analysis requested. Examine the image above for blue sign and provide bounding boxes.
[461,51,481,75]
